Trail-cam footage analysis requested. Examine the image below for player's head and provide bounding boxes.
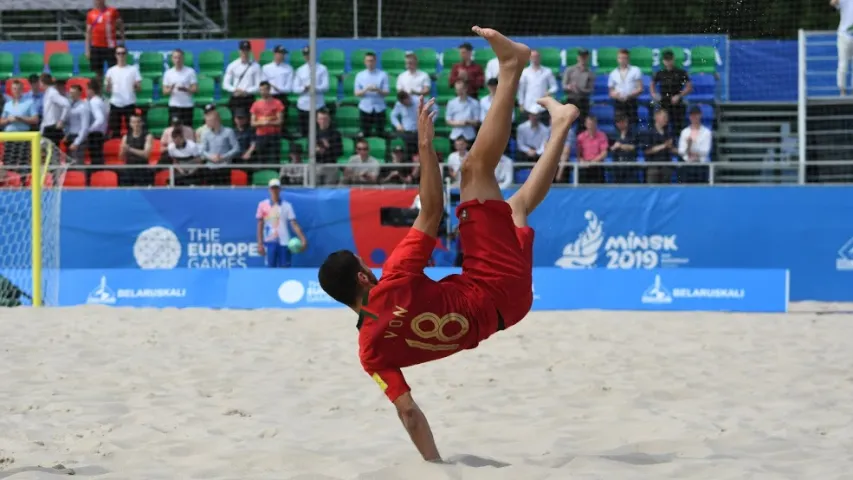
[662,50,675,70]
[130,109,144,132]
[171,49,185,68]
[10,79,22,98]
[318,251,378,308]
[259,80,271,98]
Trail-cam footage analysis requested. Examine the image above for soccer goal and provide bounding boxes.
[0,132,68,307]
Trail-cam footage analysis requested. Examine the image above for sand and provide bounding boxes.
[1,305,853,480]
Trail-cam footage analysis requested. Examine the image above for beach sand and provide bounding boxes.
[1,305,852,479]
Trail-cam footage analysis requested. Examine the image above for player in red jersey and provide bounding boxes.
[318,27,579,461]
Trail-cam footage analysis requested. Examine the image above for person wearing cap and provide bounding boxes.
[250,81,285,164]
[255,178,307,268]
[449,42,485,97]
[262,45,294,134]
[200,104,240,185]
[159,115,195,163]
[518,50,557,123]
[381,145,415,185]
[232,109,256,167]
[223,40,262,116]
[292,45,330,137]
[355,51,390,138]
[396,52,431,96]
[651,50,692,134]
[162,49,198,129]
[562,49,595,131]
[279,142,305,185]
[677,105,713,183]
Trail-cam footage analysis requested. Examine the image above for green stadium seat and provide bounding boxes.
[596,47,620,72]
[259,50,274,65]
[217,105,233,126]
[195,76,216,106]
[192,107,205,128]
[167,51,194,69]
[335,105,361,136]
[290,49,306,70]
[663,46,686,69]
[389,136,405,151]
[48,53,74,80]
[538,47,561,72]
[199,50,225,79]
[629,47,654,75]
[381,48,406,76]
[325,75,340,105]
[434,106,450,137]
[564,47,581,63]
[341,75,357,105]
[320,49,346,76]
[291,137,308,157]
[690,46,717,74]
[286,106,299,135]
[385,74,397,104]
[138,52,165,81]
[280,138,290,157]
[474,48,494,68]
[252,170,279,186]
[340,137,355,156]
[349,49,372,71]
[436,71,454,104]
[146,107,169,136]
[18,52,44,78]
[137,77,154,106]
[433,137,451,158]
[414,48,437,76]
[0,53,15,80]
[77,54,96,78]
[442,48,461,68]
[366,136,387,161]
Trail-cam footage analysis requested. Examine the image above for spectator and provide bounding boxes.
[555,127,578,183]
[576,115,608,184]
[355,52,390,138]
[64,84,91,164]
[518,50,557,122]
[677,105,713,183]
[485,56,499,82]
[85,0,124,79]
[161,49,198,128]
[223,40,261,116]
[292,46,330,137]
[119,111,154,186]
[496,154,513,189]
[835,0,853,95]
[1,79,38,167]
[25,74,44,128]
[250,81,285,165]
[167,127,202,186]
[445,136,468,184]
[449,42,484,97]
[445,80,479,142]
[479,78,515,123]
[516,111,550,164]
[280,142,305,185]
[87,77,109,170]
[562,49,594,130]
[345,138,380,184]
[390,91,419,156]
[608,49,643,126]
[381,145,416,185]
[255,178,307,268]
[38,74,71,148]
[262,45,294,134]
[200,104,240,185]
[159,116,195,162]
[652,50,692,134]
[104,46,141,138]
[644,109,677,184]
[232,109,256,167]
[396,52,431,96]
[609,114,640,183]
[315,109,343,184]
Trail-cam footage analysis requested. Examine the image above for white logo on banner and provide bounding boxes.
[837,237,853,271]
[134,226,182,269]
[86,276,117,305]
[278,280,306,304]
[556,210,687,269]
[641,274,746,305]
[641,274,673,304]
[186,228,260,269]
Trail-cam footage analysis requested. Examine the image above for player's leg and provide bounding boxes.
[458,27,530,204]
[839,33,851,95]
[508,97,579,228]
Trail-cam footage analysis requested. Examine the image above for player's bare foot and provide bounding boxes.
[537,96,579,128]
[471,26,530,71]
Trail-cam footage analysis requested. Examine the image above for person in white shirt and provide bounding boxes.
[479,78,515,123]
[345,138,381,184]
[161,48,198,128]
[516,111,550,164]
[444,79,480,142]
[223,40,262,116]
[517,50,557,122]
[292,45,330,137]
[355,52,390,138]
[834,0,853,94]
[396,53,431,96]
[86,77,109,168]
[485,56,499,82]
[104,46,141,138]
[256,178,308,268]
[167,127,202,186]
[495,154,513,189]
[445,136,468,184]
[607,48,643,126]
[677,105,713,183]
[262,45,294,131]
[38,74,71,148]
[63,84,91,164]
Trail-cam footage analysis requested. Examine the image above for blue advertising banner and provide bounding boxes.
[59,267,788,313]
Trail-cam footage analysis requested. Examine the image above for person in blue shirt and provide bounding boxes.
[391,91,435,157]
[1,79,38,167]
[354,52,390,138]
[24,74,44,130]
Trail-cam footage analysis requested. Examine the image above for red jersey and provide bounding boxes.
[357,228,499,403]
[449,62,485,96]
[250,98,284,136]
[87,7,121,49]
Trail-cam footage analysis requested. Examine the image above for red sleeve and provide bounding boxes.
[369,368,410,402]
[448,65,460,87]
[249,102,259,115]
[86,10,95,26]
[275,99,285,113]
[471,65,485,90]
[382,228,435,276]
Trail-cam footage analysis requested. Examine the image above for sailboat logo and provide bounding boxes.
[641,274,673,304]
[86,276,117,305]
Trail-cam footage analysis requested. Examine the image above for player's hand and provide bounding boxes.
[257,243,266,256]
[417,97,436,143]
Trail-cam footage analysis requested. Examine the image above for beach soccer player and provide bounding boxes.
[318,27,579,462]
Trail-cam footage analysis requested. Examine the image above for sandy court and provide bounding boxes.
[1,305,853,479]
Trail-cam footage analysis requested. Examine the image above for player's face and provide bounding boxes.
[172,52,183,66]
[364,55,376,70]
[260,84,270,97]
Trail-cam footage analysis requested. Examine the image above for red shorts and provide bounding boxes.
[455,199,534,334]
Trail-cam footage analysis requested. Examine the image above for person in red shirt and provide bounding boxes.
[249,81,285,165]
[85,0,125,78]
[449,42,485,97]
[318,27,579,462]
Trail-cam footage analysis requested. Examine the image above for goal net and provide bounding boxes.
[0,135,68,307]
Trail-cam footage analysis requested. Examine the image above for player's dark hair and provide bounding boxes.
[88,77,102,95]
[318,250,364,306]
[259,80,270,88]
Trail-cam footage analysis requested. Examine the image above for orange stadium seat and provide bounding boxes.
[24,172,55,187]
[148,139,162,165]
[89,170,118,187]
[0,171,22,187]
[63,170,87,188]
[230,169,248,186]
[65,77,90,98]
[154,169,171,186]
[4,78,32,96]
[103,139,123,164]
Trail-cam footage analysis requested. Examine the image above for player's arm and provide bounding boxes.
[413,97,442,238]
[394,392,441,462]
